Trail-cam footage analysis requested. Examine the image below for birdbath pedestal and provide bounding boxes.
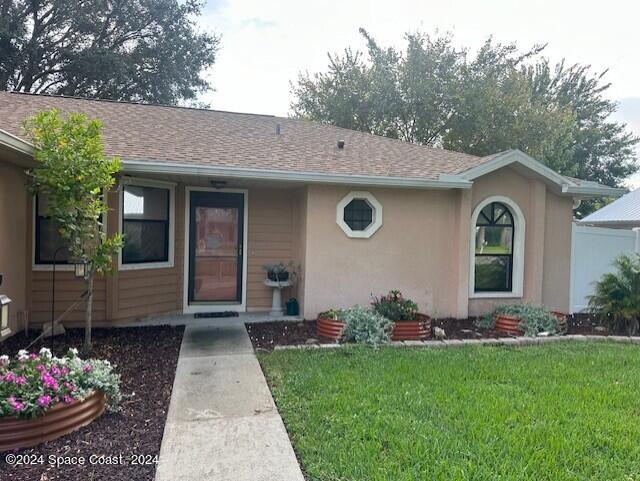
[263,279,291,316]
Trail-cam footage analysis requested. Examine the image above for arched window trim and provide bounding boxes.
[469,196,525,298]
[336,191,383,238]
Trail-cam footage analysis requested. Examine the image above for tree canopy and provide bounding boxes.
[0,0,219,105]
[291,29,638,213]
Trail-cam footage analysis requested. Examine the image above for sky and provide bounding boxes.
[197,0,640,187]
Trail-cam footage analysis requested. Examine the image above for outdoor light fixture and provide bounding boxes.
[74,259,89,279]
[0,295,11,331]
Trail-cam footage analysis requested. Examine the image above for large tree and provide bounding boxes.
[291,29,638,214]
[0,0,219,104]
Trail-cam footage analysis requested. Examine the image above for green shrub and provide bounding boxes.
[475,304,559,336]
[372,290,418,321]
[343,305,393,346]
[588,254,640,335]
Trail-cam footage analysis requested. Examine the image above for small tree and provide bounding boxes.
[25,109,123,349]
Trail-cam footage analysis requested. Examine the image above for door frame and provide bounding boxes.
[182,186,249,314]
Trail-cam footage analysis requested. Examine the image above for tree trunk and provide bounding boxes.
[84,274,93,350]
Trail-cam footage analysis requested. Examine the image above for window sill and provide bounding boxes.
[32,265,75,272]
[1,328,12,339]
[119,261,174,271]
[469,292,523,299]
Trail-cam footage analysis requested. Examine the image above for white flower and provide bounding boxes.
[69,348,79,357]
[0,354,9,366]
[17,349,29,361]
[39,347,52,359]
[58,358,67,365]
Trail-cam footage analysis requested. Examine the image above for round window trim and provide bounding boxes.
[336,191,383,238]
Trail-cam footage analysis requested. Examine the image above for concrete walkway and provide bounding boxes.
[155,320,305,481]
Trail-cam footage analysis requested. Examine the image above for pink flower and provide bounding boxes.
[36,364,46,373]
[82,364,92,373]
[8,396,25,412]
[60,367,70,376]
[4,372,15,382]
[36,395,51,408]
[41,372,59,391]
[29,353,38,360]
[14,376,27,386]
[50,365,61,377]
[63,381,75,392]
[63,394,74,404]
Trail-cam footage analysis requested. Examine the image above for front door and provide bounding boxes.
[188,191,244,305]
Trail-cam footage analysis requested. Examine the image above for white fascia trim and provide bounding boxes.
[0,129,35,156]
[562,184,627,197]
[121,159,472,190]
[460,149,577,188]
[118,177,176,271]
[336,191,383,239]
[469,195,525,298]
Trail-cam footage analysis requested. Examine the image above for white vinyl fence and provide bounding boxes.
[570,224,640,313]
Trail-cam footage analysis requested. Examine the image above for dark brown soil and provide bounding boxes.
[0,325,184,481]
[247,314,613,351]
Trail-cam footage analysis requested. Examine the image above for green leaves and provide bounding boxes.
[588,254,640,335]
[291,30,638,215]
[1,0,219,104]
[24,109,123,276]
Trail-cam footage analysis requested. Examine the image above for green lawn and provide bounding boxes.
[259,343,640,481]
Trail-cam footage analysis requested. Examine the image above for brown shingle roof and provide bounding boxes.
[0,91,486,180]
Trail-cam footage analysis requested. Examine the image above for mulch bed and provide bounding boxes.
[0,325,184,481]
[247,314,614,351]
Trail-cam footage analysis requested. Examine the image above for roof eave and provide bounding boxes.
[561,184,627,197]
[121,159,473,190]
[0,129,36,167]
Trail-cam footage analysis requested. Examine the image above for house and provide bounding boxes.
[0,92,623,338]
[579,187,640,230]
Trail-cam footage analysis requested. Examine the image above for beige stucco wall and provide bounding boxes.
[0,161,28,336]
[301,166,574,320]
[301,184,463,319]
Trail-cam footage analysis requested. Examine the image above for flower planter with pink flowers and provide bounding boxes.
[374,290,433,340]
[0,347,121,451]
[0,390,106,452]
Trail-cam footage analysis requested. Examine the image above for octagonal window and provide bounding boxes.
[344,198,373,231]
[336,191,383,238]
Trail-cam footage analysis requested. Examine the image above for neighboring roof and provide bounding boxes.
[580,188,640,226]
[0,91,622,195]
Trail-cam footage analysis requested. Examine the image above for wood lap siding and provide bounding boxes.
[247,189,294,310]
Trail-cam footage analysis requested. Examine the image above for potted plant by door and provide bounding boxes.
[317,309,347,341]
[372,290,432,340]
[262,262,290,282]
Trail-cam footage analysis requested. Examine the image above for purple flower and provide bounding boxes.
[60,367,70,376]
[36,395,51,408]
[63,394,74,404]
[14,376,27,386]
[63,381,75,392]
[4,372,16,383]
[8,395,25,412]
[36,364,46,373]
[50,365,61,377]
[29,353,38,361]
[41,372,59,391]
[82,364,93,373]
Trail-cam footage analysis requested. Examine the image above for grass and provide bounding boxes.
[259,343,640,481]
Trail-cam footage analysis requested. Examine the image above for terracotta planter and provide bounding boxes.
[552,311,568,335]
[0,390,106,452]
[495,314,524,336]
[391,314,432,341]
[317,315,346,341]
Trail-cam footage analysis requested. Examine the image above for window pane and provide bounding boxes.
[122,221,168,263]
[37,218,69,263]
[344,199,373,231]
[475,256,511,291]
[124,185,168,220]
[475,226,513,254]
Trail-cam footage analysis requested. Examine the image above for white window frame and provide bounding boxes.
[469,195,525,298]
[118,177,176,271]
[336,191,383,239]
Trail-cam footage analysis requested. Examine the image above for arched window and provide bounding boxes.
[470,196,525,297]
